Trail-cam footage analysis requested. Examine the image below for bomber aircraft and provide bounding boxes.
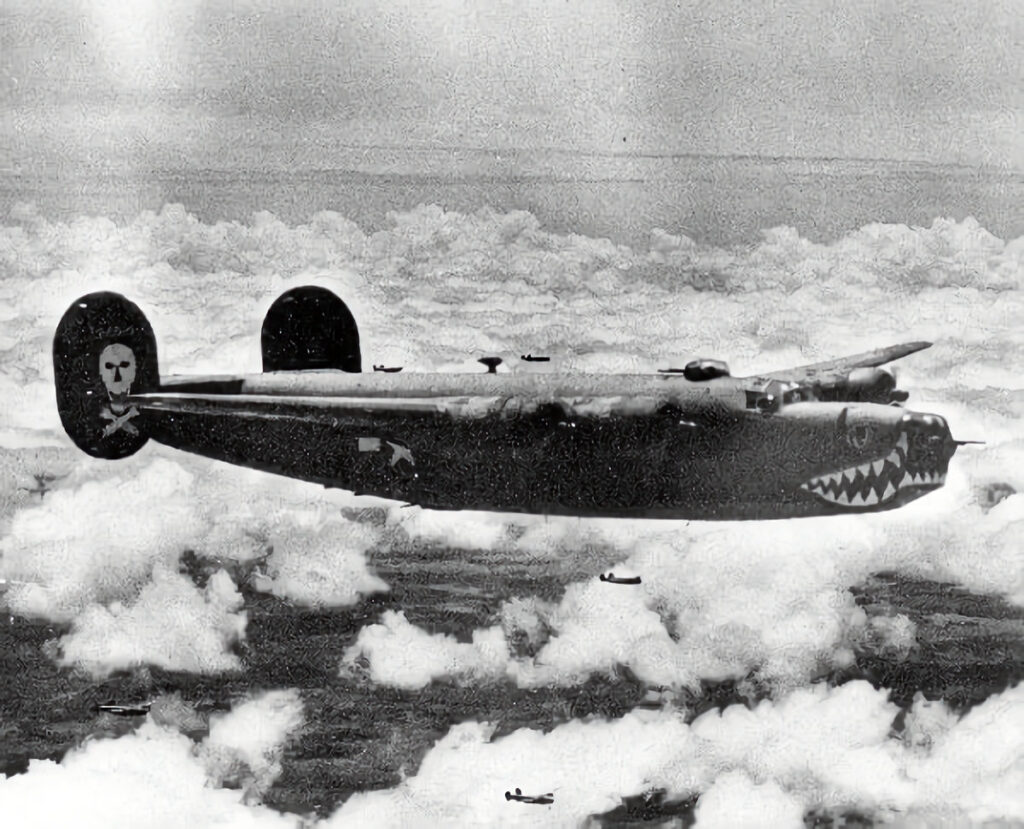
[52,287,968,520]
[505,788,555,806]
[20,471,66,500]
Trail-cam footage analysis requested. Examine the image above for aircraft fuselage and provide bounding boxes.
[131,372,956,520]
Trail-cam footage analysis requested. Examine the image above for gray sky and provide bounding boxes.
[2,0,1022,171]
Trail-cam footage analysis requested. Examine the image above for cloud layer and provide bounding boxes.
[2,681,1018,828]
[0,203,1019,825]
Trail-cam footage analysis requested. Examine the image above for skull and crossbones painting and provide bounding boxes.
[98,343,140,437]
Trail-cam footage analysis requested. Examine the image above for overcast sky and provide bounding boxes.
[1,0,1022,172]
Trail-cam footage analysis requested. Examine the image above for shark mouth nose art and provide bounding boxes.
[801,418,953,508]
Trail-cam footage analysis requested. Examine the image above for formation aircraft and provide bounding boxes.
[600,572,642,585]
[52,287,968,520]
[20,472,66,500]
[96,701,152,717]
[505,788,555,805]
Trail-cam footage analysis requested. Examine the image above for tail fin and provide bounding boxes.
[53,292,158,459]
[261,286,361,373]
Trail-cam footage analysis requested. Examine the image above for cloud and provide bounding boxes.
[201,689,305,800]
[1,680,1018,827]
[258,510,388,608]
[342,610,510,690]
[323,681,1024,827]
[0,452,391,676]
[693,771,804,828]
[0,459,204,621]
[0,689,304,829]
[55,566,246,679]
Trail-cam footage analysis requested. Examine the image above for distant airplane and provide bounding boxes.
[505,788,554,805]
[20,472,66,499]
[600,572,642,585]
[52,288,971,520]
[96,701,152,717]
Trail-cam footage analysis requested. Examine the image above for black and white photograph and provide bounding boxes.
[0,1,1021,826]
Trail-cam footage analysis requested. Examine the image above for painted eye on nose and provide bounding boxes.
[847,424,874,449]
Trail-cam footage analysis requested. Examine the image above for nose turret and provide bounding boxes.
[899,412,957,483]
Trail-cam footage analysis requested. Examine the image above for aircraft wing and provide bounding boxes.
[129,392,507,422]
[128,391,712,422]
[756,342,932,384]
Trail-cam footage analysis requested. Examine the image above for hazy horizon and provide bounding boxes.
[3,0,1022,176]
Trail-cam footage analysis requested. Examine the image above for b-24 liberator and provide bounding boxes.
[53,288,967,520]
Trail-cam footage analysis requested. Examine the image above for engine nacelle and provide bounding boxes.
[848,366,896,395]
[683,359,731,382]
[261,286,361,373]
[817,366,905,404]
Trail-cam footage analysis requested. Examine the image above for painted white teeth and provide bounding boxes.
[805,450,948,505]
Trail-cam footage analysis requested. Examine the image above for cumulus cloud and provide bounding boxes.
[0,459,204,621]
[323,681,1024,828]
[253,508,388,608]
[55,566,246,679]
[0,690,304,829]
[1,680,1018,828]
[384,505,510,553]
[693,771,804,828]
[342,610,510,690]
[0,452,390,676]
[201,689,306,800]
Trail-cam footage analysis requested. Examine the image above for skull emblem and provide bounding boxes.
[99,343,136,414]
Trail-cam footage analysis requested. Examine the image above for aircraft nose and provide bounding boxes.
[900,411,956,465]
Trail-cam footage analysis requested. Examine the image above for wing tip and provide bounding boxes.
[889,341,933,360]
